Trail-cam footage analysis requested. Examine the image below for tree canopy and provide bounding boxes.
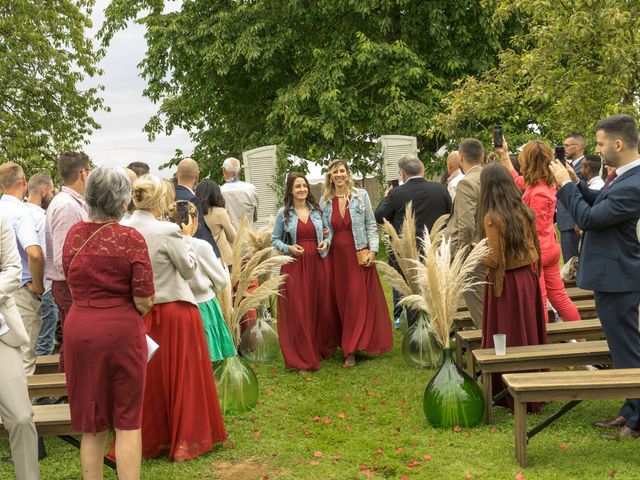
[100,0,512,177]
[433,0,640,150]
[0,0,105,177]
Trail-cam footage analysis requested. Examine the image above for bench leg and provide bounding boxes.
[514,401,527,468]
[456,340,464,370]
[481,371,493,424]
[466,349,475,377]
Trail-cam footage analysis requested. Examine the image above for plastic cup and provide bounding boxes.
[493,334,506,355]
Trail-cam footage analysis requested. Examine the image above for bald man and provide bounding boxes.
[446,151,463,200]
[174,158,221,257]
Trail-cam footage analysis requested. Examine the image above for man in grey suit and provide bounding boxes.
[444,138,484,327]
[0,213,40,479]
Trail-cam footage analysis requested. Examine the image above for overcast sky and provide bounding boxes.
[83,0,188,177]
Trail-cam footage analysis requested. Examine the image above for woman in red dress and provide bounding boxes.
[63,167,155,480]
[478,163,547,412]
[272,173,336,370]
[321,160,393,367]
[498,139,581,323]
[125,174,226,462]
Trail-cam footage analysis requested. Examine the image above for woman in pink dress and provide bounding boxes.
[321,160,393,367]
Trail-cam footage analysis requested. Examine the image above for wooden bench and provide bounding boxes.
[27,373,67,398]
[455,318,604,375]
[455,287,592,313]
[35,355,59,375]
[503,369,640,467]
[473,340,612,424]
[453,298,598,331]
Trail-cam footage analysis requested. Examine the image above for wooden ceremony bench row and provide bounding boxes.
[503,369,640,467]
[455,287,593,313]
[453,298,598,331]
[27,373,67,398]
[473,340,612,424]
[35,355,59,375]
[455,318,604,375]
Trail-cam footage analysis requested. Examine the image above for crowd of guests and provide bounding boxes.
[1,113,639,479]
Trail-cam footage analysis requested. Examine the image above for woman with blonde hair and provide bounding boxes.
[124,175,226,461]
[497,139,581,323]
[321,160,392,367]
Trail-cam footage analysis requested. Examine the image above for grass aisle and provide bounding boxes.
[1,276,637,479]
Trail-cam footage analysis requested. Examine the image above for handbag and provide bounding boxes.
[356,248,370,266]
[0,297,29,347]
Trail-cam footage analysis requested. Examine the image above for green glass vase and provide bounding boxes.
[214,356,259,415]
[239,305,280,362]
[401,313,442,368]
[423,347,484,427]
[397,307,409,334]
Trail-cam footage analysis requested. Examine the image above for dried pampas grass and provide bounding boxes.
[218,217,293,347]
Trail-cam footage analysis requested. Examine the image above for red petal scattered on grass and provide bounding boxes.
[400,476,410,480]
[360,464,368,471]
[309,460,319,466]
[262,476,269,480]
[515,474,525,480]
[376,448,383,454]
[270,368,278,377]
[407,461,421,467]
[559,443,569,450]
[253,430,261,440]
[345,425,353,431]
[422,454,431,461]
[332,454,342,460]
[266,388,274,396]
[490,427,497,434]
[313,416,321,422]
[323,418,332,424]
[335,380,343,385]
[359,404,366,411]
[395,447,404,454]
[466,431,472,438]
[313,451,323,457]
[373,465,379,471]
[338,412,346,419]
[362,471,375,478]
[608,471,616,478]
[399,398,407,404]
[453,425,462,432]
[305,376,312,382]
[465,474,474,479]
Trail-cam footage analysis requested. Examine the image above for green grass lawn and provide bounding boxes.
[2,274,637,479]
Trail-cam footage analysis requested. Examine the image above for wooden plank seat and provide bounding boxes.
[473,340,612,424]
[455,287,593,313]
[453,298,598,332]
[27,373,67,398]
[35,355,59,375]
[503,369,640,468]
[455,318,604,375]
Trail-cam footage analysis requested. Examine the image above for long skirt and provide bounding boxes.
[198,298,237,361]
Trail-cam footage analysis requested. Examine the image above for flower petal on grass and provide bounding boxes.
[313,451,323,457]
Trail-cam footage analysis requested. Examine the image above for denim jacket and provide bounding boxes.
[272,205,331,258]
[321,188,379,252]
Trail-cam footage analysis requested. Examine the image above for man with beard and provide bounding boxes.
[25,173,59,357]
[550,114,640,439]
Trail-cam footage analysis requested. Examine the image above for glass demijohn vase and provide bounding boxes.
[239,304,280,362]
[214,356,259,415]
[401,313,442,368]
[423,347,484,427]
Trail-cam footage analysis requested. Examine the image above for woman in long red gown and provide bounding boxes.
[478,163,547,412]
[272,173,337,370]
[321,160,393,367]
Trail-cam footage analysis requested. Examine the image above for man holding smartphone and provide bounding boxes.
[556,133,586,262]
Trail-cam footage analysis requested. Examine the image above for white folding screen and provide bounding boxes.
[242,145,278,228]
[380,135,418,182]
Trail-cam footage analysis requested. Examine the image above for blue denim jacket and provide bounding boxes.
[272,205,330,258]
[321,188,379,252]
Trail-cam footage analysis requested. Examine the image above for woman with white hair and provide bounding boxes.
[63,167,155,480]
[321,159,393,368]
[125,174,226,462]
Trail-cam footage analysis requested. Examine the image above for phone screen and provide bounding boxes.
[554,146,566,162]
[493,125,503,148]
[388,179,399,188]
[175,201,189,226]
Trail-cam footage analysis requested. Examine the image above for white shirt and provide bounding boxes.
[24,202,52,291]
[187,237,230,304]
[221,180,259,230]
[0,195,41,285]
[587,176,605,190]
[611,158,640,180]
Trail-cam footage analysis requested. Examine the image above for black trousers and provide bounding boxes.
[594,290,640,430]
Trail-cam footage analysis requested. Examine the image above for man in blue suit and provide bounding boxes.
[556,133,586,262]
[551,114,640,439]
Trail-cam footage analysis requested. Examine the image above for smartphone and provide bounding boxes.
[175,200,189,226]
[554,146,566,162]
[492,125,503,148]
[387,179,399,188]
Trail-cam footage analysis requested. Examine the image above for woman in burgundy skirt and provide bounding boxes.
[63,167,155,480]
[272,173,337,370]
[478,163,547,412]
[321,160,393,368]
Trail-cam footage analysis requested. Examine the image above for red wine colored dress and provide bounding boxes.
[277,218,337,370]
[329,198,393,357]
[63,222,154,433]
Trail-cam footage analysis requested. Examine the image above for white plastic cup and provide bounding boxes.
[493,334,506,355]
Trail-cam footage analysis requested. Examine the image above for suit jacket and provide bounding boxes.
[375,177,452,240]
[0,213,28,347]
[556,158,585,230]
[444,165,481,255]
[174,184,221,258]
[556,164,640,292]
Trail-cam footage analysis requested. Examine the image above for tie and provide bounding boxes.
[603,171,617,189]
